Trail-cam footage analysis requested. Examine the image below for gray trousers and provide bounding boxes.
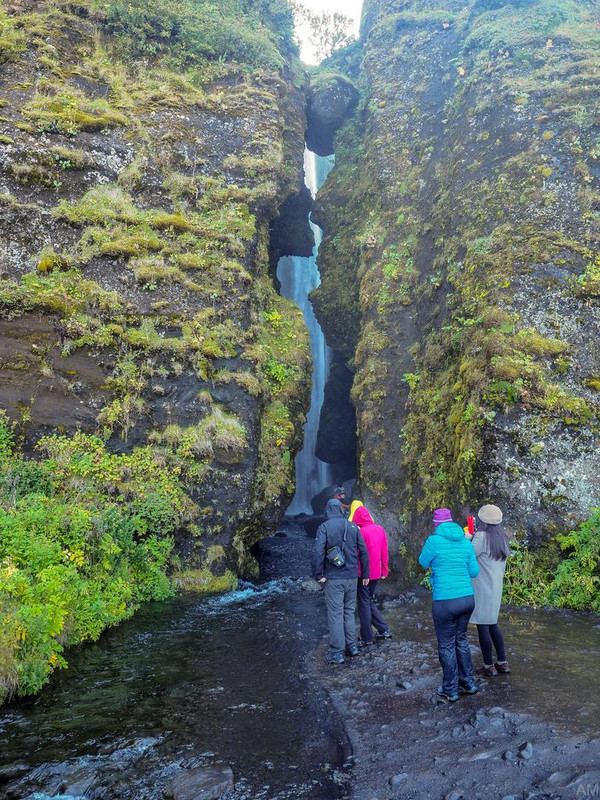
[324,579,357,654]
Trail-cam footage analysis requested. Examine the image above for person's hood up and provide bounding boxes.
[352,505,373,527]
[434,521,466,541]
[325,499,345,519]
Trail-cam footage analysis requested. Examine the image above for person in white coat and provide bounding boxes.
[470,504,511,677]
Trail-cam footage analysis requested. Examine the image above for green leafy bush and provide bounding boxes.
[504,512,600,613]
[0,413,179,702]
[547,511,600,613]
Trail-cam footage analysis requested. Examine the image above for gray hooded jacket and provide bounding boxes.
[312,499,370,581]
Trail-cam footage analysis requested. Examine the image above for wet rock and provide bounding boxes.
[503,750,516,761]
[518,741,534,760]
[63,765,97,796]
[0,764,30,781]
[168,766,234,800]
[389,772,409,787]
[300,579,322,593]
[547,770,576,785]
[469,751,491,761]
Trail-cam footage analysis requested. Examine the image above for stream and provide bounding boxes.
[0,526,349,800]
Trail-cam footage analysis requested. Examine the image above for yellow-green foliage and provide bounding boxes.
[148,405,247,469]
[504,510,600,613]
[245,284,311,506]
[574,255,600,297]
[50,146,88,169]
[0,415,182,702]
[0,8,27,65]
[173,544,238,592]
[36,250,71,274]
[23,87,129,136]
[173,568,238,593]
[89,0,292,72]
[52,184,257,277]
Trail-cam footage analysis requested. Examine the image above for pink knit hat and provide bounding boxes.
[433,508,452,526]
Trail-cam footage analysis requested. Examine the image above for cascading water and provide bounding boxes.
[277,149,334,515]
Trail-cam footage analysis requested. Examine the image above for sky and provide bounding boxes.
[295,0,364,64]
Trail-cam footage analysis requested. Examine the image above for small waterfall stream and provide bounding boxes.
[277,150,335,515]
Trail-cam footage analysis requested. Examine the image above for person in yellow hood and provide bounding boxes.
[348,500,363,522]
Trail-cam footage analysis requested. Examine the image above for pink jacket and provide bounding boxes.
[353,506,389,579]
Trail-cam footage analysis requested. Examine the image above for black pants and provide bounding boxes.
[357,579,390,643]
[477,623,506,665]
[432,595,475,695]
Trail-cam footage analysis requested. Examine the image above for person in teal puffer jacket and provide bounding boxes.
[418,508,480,701]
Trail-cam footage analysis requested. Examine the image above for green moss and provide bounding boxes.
[23,89,129,136]
[0,135,14,145]
[100,231,164,258]
[0,9,27,65]
[50,146,88,169]
[173,568,238,593]
[148,212,192,232]
[573,255,600,297]
[36,250,72,274]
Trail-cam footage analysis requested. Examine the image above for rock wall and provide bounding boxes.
[0,0,313,579]
[312,0,600,571]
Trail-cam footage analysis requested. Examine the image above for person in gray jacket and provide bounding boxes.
[312,499,370,664]
[470,504,511,676]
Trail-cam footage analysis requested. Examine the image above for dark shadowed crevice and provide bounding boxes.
[269,185,314,277]
[316,350,357,485]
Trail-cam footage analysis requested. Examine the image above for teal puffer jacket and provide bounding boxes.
[418,522,480,601]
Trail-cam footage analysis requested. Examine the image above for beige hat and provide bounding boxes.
[478,504,503,525]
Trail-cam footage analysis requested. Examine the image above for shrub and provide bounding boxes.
[0,427,183,701]
[504,512,600,613]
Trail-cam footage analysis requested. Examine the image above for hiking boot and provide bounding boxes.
[479,664,499,677]
[495,661,511,674]
[358,639,375,649]
[458,680,478,695]
[345,644,359,657]
[376,630,392,639]
[325,652,345,664]
[436,686,459,702]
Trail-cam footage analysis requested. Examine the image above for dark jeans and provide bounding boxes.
[477,623,506,665]
[324,579,357,655]
[432,595,475,695]
[357,579,390,643]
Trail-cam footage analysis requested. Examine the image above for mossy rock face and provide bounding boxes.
[0,0,312,579]
[314,0,600,565]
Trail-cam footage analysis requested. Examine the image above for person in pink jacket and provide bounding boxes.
[353,505,392,645]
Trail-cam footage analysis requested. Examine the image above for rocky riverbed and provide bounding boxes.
[306,596,600,800]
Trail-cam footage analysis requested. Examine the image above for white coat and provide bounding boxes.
[470,531,507,625]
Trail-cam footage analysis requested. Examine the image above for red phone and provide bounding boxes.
[467,515,475,535]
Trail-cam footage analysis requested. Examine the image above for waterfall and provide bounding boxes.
[277,149,335,515]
